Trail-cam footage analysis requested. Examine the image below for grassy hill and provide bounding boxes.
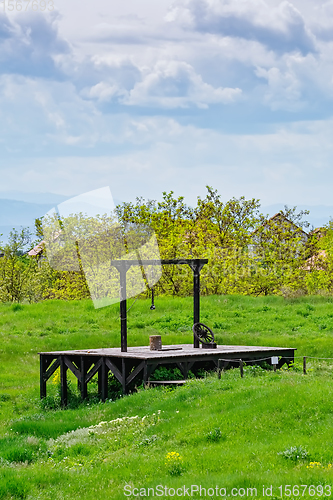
[1,295,333,498]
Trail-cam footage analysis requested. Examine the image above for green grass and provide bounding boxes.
[1,295,333,498]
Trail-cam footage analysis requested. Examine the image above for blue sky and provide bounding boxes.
[1,0,333,207]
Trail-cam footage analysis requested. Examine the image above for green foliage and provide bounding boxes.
[206,427,222,442]
[2,188,329,302]
[0,228,34,302]
[107,372,123,400]
[149,366,183,381]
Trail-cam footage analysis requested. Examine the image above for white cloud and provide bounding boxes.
[123,60,241,108]
[0,11,69,78]
[166,0,316,54]
[83,81,126,102]
[2,0,333,209]
[255,66,303,110]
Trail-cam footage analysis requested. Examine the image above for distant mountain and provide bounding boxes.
[0,199,55,226]
[0,191,71,205]
[0,199,54,243]
[0,193,124,243]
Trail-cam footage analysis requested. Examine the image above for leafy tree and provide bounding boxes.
[303,223,333,294]
[0,228,34,302]
[193,187,263,295]
[247,207,310,296]
[117,192,195,296]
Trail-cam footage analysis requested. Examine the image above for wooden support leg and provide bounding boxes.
[188,361,195,374]
[217,359,229,379]
[303,356,307,375]
[80,357,87,400]
[177,362,189,379]
[143,361,148,388]
[217,359,222,380]
[60,356,68,407]
[40,355,47,399]
[99,359,108,402]
[239,359,244,378]
[122,359,127,394]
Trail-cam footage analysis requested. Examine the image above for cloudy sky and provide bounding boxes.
[1,0,333,207]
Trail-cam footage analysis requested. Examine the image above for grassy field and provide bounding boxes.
[1,295,333,499]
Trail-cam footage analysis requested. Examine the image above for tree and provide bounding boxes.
[247,208,310,296]
[193,187,263,295]
[0,228,35,302]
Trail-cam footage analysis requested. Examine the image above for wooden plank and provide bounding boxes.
[44,358,60,382]
[39,344,297,359]
[105,358,122,384]
[86,358,103,384]
[126,361,145,386]
[176,362,189,379]
[64,356,81,380]
[149,380,187,386]
[188,361,195,372]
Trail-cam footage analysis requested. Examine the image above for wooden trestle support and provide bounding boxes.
[40,345,296,406]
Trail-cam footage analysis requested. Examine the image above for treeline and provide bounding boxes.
[0,187,332,303]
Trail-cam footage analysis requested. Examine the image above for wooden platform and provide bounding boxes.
[39,344,296,406]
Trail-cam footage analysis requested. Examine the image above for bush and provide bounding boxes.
[278,445,308,462]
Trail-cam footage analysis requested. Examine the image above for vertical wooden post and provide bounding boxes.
[60,356,68,407]
[99,358,108,402]
[178,362,189,379]
[80,357,87,400]
[40,355,47,399]
[218,359,222,379]
[303,356,307,375]
[98,363,102,398]
[191,260,206,349]
[239,359,243,378]
[119,265,127,352]
[193,268,200,348]
[143,361,148,388]
[122,358,127,394]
